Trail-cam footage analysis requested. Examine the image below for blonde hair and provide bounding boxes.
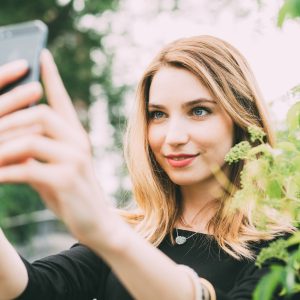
[122,35,293,259]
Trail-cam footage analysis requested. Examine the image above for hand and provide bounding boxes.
[0,51,114,246]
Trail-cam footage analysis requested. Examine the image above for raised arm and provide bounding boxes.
[0,60,40,300]
[0,229,28,300]
[0,52,202,300]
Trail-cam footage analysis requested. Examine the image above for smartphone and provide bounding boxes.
[0,20,48,94]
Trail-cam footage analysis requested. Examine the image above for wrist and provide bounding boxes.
[79,209,133,257]
[177,264,216,300]
[199,278,216,300]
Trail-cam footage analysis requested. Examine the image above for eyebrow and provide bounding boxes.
[148,98,217,109]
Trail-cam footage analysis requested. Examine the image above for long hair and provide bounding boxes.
[122,35,293,259]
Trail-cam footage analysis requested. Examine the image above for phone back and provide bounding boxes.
[0,20,48,93]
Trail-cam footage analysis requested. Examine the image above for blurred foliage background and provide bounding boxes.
[0,0,300,247]
[0,0,125,243]
[1,0,300,296]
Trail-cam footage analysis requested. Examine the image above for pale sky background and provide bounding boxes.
[84,0,300,201]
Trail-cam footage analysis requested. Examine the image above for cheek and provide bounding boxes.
[147,125,163,154]
[197,117,233,155]
[214,119,234,157]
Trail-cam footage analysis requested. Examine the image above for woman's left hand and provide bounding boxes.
[0,50,115,247]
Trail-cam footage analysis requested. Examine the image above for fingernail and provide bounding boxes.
[30,81,43,94]
[41,48,52,61]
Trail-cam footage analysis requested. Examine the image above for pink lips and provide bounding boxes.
[165,154,199,168]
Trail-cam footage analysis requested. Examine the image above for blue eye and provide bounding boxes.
[192,107,209,117]
[149,111,165,119]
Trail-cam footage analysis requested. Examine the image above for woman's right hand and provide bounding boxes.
[0,53,121,252]
[0,58,195,300]
[0,60,42,114]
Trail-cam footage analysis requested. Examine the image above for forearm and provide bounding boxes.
[0,229,28,300]
[89,218,194,300]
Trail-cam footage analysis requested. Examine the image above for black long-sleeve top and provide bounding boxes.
[15,229,298,300]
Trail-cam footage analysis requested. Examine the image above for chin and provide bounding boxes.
[167,172,212,186]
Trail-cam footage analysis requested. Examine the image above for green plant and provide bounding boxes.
[278,0,300,27]
[225,101,300,299]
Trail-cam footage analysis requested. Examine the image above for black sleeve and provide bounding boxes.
[216,264,300,300]
[215,254,300,300]
[15,243,110,300]
[214,261,269,300]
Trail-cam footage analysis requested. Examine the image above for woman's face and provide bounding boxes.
[147,66,234,187]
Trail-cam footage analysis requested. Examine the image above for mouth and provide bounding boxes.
[165,153,199,168]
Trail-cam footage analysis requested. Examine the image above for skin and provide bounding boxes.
[148,66,234,229]
[0,51,196,300]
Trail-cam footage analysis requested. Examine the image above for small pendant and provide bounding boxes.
[175,235,187,245]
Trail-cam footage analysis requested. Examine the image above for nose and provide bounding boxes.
[165,117,189,146]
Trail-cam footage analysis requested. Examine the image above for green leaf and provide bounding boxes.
[287,232,300,247]
[256,239,289,268]
[283,266,296,294]
[278,0,300,27]
[224,141,251,164]
[253,266,284,300]
[285,177,300,200]
[292,283,300,293]
[293,157,300,170]
[290,247,300,272]
[266,180,282,199]
[278,1,290,27]
[287,102,300,131]
[277,141,297,152]
[248,144,272,157]
[248,125,266,143]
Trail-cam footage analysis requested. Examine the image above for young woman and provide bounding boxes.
[0,36,295,300]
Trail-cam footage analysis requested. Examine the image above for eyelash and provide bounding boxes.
[149,111,165,120]
[190,107,211,117]
[148,106,211,120]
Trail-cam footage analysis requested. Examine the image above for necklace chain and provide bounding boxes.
[176,213,204,245]
[175,228,198,245]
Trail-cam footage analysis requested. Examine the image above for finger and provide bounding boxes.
[0,124,42,144]
[0,159,60,187]
[0,82,43,117]
[0,134,75,165]
[0,60,29,90]
[0,104,90,152]
[0,160,65,216]
[40,49,82,129]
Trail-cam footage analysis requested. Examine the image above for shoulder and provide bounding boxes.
[28,243,110,275]
[245,231,296,271]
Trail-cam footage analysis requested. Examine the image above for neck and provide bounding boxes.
[177,178,223,233]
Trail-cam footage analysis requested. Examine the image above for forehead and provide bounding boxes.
[149,66,212,104]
